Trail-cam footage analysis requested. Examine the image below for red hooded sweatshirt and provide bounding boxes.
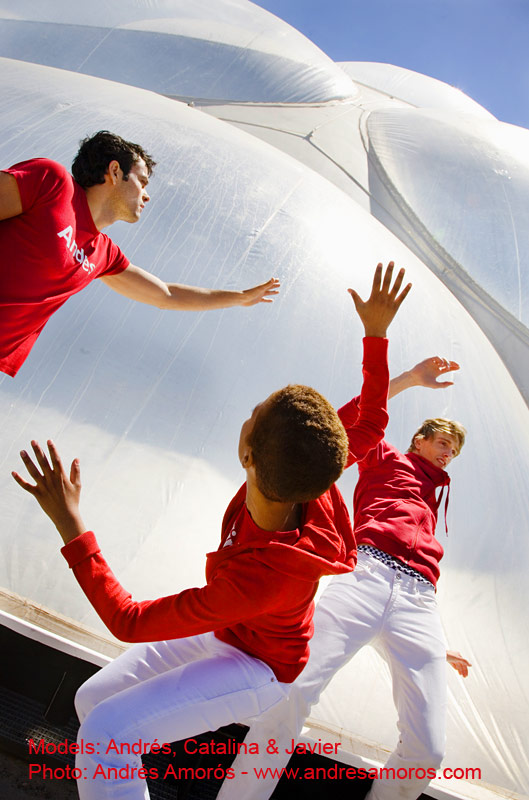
[339,397,450,587]
[61,337,389,682]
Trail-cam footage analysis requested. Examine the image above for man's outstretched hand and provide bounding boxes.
[240,277,280,306]
[12,439,86,545]
[349,262,411,337]
[408,356,460,389]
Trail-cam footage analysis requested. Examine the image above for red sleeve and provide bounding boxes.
[5,158,68,212]
[61,531,288,642]
[100,238,130,277]
[338,337,389,467]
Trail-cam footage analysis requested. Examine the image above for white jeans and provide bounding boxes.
[74,632,288,800]
[217,551,447,800]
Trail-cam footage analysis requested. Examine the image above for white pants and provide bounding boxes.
[217,551,447,800]
[74,632,288,800]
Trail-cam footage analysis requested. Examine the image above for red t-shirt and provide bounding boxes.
[0,158,129,376]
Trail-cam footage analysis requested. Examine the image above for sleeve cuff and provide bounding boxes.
[362,336,389,361]
[61,531,100,568]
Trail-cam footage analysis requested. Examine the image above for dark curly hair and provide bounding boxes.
[72,131,156,188]
[248,385,349,503]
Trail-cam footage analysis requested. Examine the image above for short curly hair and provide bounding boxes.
[248,385,349,503]
[72,131,156,188]
[408,417,466,457]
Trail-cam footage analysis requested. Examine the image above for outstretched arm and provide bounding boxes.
[340,262,412,464]
[447,650,472,677]
[100,264,280,310]
[12,441,297,643]
[389,356,460,399]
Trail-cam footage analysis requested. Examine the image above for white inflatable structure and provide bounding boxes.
[0,2,528,798]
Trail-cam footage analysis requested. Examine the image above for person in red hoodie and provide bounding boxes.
[0,130,279,377]
[12,262,410,800]
[218,358,470,800]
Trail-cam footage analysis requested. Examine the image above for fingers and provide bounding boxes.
[31,439,52,477]
[49,439,81,487]
[262,277,280,292]
[394,280,412,307]
[372,261,411,305]
[448,652,472,677]
[262,285,280,296]
[380,261,394,294]
[347,288,363,313]
[369,262,384,296]
[350,260,410,337]
[14,439,73,489]
[47,439,64,472]
[69,458,82,488]
[11,470,36,494]
[18,448,43,484]
[244,277,280,305]
[354,261,402,303]
[430,358,460,387]
[432,357,459,372]
[389,267,405,298]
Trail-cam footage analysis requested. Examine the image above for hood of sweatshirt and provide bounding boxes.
[207,483,356,583]
[406,452,451,518]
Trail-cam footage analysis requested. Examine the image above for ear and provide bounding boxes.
[240,446,254,470]
[106,160,121,185]
[412,434,424,453]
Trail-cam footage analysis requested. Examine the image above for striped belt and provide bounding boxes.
[357,544,433,586]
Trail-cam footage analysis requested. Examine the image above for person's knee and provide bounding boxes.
[75,677,98,723]
[77,698,115,748]
[77,708,100,750]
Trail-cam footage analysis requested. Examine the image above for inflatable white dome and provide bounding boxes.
[0,2,527,798]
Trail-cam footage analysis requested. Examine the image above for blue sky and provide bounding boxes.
[255,0,529,129]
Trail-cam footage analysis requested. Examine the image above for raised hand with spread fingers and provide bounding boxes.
[348,261,412,338]
[12,439,85,545]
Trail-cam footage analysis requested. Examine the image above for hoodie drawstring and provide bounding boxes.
[435,483,450,535]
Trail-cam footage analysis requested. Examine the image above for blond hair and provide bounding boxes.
[408,418,466,457]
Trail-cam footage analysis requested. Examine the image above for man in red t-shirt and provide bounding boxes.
[13,263,410,800]
[0,131,280,376]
